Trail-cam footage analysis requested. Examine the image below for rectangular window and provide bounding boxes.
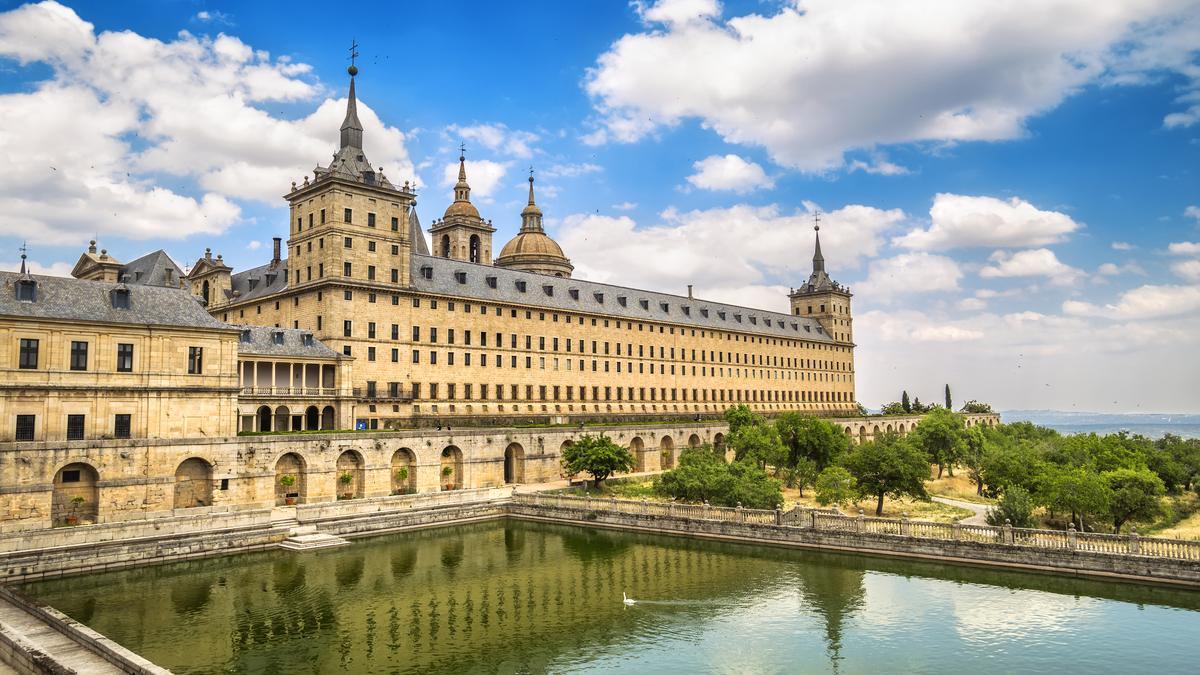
[15,414,35,441]
[114,414,131,439]
[412,350,420,364]
[344,320,353,337]
[69,341,88,371]
[344,208,352,223]
[18,338,38,369]
[320,208,326,224]
[116,343,134,372]
[368,347,376,361]
[391,216,399,231]
[412,326,421,341]
[187,346,203,374]
[391,269,399,283]
[367,212,376,227]
[66,414,85,441]
[343,262,352,277]
[368,265,376,281]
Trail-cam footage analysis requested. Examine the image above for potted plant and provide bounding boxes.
[65,495,85,526]
[279,474,297,505]
[339,471,355,499]
[393,467,409,495]
[442,465,454,490]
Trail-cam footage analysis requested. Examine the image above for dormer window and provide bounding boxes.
[594,292,604,303]
[302,333,314,346]
[15,278,35,303]
[639,299,649,310]
[455,271,467,284]
[543,285,554,296]
[791,322,798,331]
[717,311,726,320]
[804,325,811,333]
[486,276,497,288]
[420,266,433,279]
[700,308,708,318]
[569,288,579,300]
[749,316,757,325]
[660,302,669,312]
[110,287,131,310]
[265,272,277,286]
[682,306,690,316]
[273,330,285,345]
[248,278,259,290]
[617,296,627,307]
[733,313,742,323]
[515,280,527,293]
[240,329,251,343]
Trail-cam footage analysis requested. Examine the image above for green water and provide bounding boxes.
[23,521,1200,674]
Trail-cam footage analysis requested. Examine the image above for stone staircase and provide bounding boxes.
[272,507,350,552]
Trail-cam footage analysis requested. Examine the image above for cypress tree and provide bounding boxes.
[901,391,911,413]
[945,384,952,410]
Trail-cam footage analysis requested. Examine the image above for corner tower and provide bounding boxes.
[494,172,574,278]
[789,217,853,343]
[428,150,495,264]
[283,63,418,290]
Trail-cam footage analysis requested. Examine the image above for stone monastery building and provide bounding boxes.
[3,66,856,441]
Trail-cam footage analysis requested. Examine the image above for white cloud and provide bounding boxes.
[0,258,72,276]
[957,297,987,311]
[685,154,774,193]
[980,248,1083,285]
[896,194,1081,251]
[246,240,263,251]
[1186,205,1200,221]
[0,1,417,244]
[855,252,963,300]
[586,0,1200,171]
[543,162,603,178]
[1063,284,1200,320]
[447,123,538,159]
[1171,260,1200,282]
[557,201,904,310]
[1111,241,1134,251]
[193,10,232,25]
[847,152,909,176]
[1168,241,1200,255]
[612,201,638,211]
[440,160,510,203]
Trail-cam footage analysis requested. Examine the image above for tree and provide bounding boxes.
[880,401,906,415]
[978,438,1043,497]
[909,407,965,478]
[1037,466,1110,531]
[854,401,869,416]
[1103,468,1165,534]
[960,426,988,495]
[728,421,786,469]
[815,466,857,507]
[655,446,729,503]
[959,400,993,414]
[560,434,634,487]
[724,460,785,509]
[985,486,1034,528]
[840,432,930,516]
[775,413,850,471]
[944,384,952,410]
[901,391,911,414]
[783,457,820,497]
[724,404,759,435]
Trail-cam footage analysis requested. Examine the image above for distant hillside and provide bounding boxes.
[1001,410,1200,439]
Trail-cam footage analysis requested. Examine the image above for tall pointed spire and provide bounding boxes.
[454,144,471,202]
[339,45,363,149]
[812,212,825,273]
[520,168,544,233]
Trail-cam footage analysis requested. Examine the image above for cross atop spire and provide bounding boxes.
[348,39,359,75]
[339,48,363,149]
[813,210,822,232]
[454,146,471,201]
[812,211,825,273]
[18,242,28,276]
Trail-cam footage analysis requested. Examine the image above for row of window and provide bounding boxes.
[294,207,402,233]
[14,413,132,441]
[396,383,850,404]
[16,340,204,374]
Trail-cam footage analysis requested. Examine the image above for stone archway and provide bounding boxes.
[859,426,867,444]
[504,443,525,484]
[688,433,701,448]
[391,448,416,495]
[630,437,646,472]
[52,462,98,526]
[257,405,272,432]
[321,406,335,430]
[336,450,365,499]
[660,435,675,470]
[274,406,290,433]
[713,432,727,460]
[275,452,307,505]
[441,446,463,490]
[305,406,319,430]
[173,457,213,509]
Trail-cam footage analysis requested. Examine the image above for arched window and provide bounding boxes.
[441,234,451,258]
[469,234,481,263]
[201,279,210,304]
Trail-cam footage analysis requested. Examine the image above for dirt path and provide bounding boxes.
[931,496,989,526]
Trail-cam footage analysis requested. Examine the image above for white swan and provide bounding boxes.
[623,591,636,605]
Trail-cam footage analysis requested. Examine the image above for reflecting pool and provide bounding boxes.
[23,521,1200,674]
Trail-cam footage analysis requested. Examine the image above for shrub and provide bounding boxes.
[655,448,782,509]
[986,486,1034,528]
[561,434,635,487]
[814,466,857,507]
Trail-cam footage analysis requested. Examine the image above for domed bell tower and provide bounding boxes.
[788,214,853,343]
[428,148,495,264]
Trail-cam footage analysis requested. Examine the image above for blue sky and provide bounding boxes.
[1,0,1198,412]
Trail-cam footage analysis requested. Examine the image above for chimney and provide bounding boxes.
[272,237,281,266]
[687,284,693,300]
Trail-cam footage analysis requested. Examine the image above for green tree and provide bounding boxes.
[840,432,930,516]
[960,426,988,495]
[560,434,634,487]
[854,401,869,416]
[1037,466,1110,531]
[782,457,820,497]
[724,460,785,509]
[1103,468,1165,534]
[901,391,911,414]
[909,407,965,478]
[775,413,851,471]
[959,400,993,414]
[655,447,729,503]
[880,401,906,415]
[724,404,759,435]
[977,437,1043,497]
[815,466,858,507]
[944,384,952,410]
[728,421,786,469]
[985,486,1034,528]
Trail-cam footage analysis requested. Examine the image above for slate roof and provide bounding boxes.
[228,261,288,304]
[409,254,834,342]
[236,326,342,359]
[0,272,231,330]
[122,250,185,287]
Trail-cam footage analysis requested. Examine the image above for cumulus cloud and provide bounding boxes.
[896,194,1081,251]
[0,258,72,276]
[0,1,416,244]
[1187,205,1200,222]
[855,252,963,300]
[1063,284,1200,320]
[956,297,988,311]
[1172,260,1200,282]
[1168,241,1200,255]
[612,201,638,211]
[447,123,538,159]
[557,201,904,310]
[685,154,774,193]
[585,0,1200,171]
[1111,241,1135,251]
[440,159,510,203]
[980,248,1083,285]
[543,162,602,178]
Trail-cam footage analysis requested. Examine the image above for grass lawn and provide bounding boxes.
[926,469,995,505]
[1144,493,1200,540]
[782,487,972,523]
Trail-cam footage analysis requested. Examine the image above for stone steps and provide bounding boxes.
[278,532,350,551]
